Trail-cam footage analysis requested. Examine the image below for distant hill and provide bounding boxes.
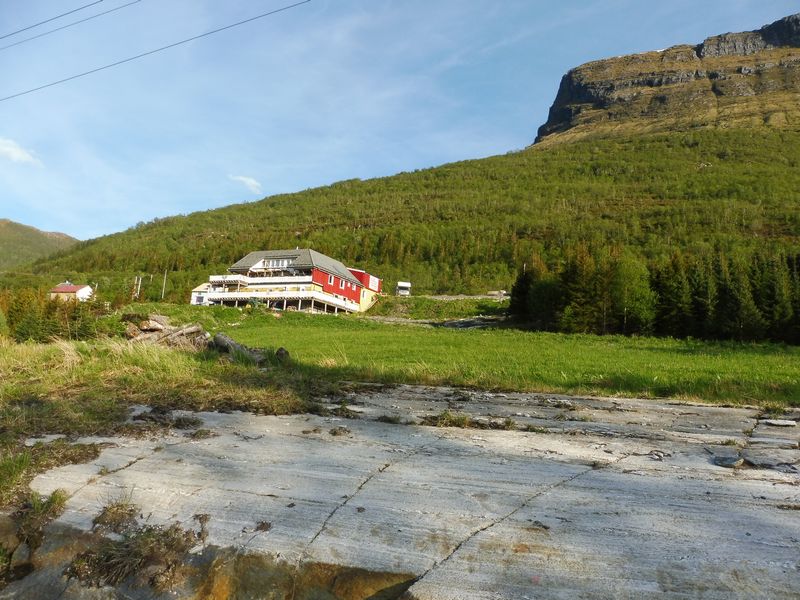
[537,13,800,144]
[0,219,78,270]
[9,13,800,301]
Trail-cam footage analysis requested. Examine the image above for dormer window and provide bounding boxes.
[267,258,290,269]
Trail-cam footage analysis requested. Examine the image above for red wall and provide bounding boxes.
[348,269,382,293]
[312,269,361,303]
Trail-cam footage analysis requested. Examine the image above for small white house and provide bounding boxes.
[396,281,411,296]
[49,281,94,302]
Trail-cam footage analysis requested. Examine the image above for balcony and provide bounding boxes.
[197,289,360,313]
[209,274,313,286]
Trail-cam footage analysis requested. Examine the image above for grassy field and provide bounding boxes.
[226,312,798,405]
[123,303,798,406]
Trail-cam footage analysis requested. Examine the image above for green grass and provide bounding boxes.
[219,310,799,406]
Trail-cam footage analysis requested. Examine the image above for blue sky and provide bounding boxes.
[0,0,797,240]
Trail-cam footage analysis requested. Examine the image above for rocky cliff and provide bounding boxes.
[536,13,800,144]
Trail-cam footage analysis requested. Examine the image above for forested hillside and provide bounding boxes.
[0,220,77,270]
[14,128,800,304]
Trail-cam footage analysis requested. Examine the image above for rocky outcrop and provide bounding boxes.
[700,13,800,57]
[536,13,800,143]
[2,390,798,599]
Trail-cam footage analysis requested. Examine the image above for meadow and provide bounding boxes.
[231,312,799,405]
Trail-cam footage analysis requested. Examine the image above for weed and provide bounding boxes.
[329,426,351,437]
[421,411,471,428]
[760,402,789,418]
[524,425,551,434]
[501,417,517,430]
[14,490,68,552]
[193,514,210,544]
[331,400,361,420]
[567,415,594,423]
[93,494,138,535]
[186,428,216,440]
[0,452,31,505]
[133,408,202,430]
[67,521,198,591]
[376,415,402,424]
[172,415,203,429]
[720,439,739,446]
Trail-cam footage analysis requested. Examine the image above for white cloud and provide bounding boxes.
[0,138,42,166]
[229,175,263,195]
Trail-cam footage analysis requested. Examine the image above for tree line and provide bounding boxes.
[510,246,800,343]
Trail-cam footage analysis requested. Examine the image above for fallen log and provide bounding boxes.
[212,333,267,364]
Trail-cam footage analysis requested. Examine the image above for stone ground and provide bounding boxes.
[2,385,799,599]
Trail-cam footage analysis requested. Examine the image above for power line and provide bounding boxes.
[0,1,104,41]
[0,1,142,53]
[0,0,312,103]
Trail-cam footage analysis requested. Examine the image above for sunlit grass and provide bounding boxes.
[226,311,799,406]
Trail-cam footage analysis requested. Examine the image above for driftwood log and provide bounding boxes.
[211,333,267,365]
[125,314,274,361]
[126,315,210,350]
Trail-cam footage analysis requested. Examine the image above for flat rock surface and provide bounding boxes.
[4,386,799,599]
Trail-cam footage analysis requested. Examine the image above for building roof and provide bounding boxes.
[50,283,92,293]
[229,249,361,285]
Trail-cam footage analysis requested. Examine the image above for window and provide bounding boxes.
[328,274,334,285]
[340,279,345,289]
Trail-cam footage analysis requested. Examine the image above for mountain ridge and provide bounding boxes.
[536,13,800,144]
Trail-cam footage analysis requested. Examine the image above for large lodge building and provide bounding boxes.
[190,249,382,314]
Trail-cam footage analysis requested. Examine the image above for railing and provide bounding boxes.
[198,289,360,312]
[209,274,313,286]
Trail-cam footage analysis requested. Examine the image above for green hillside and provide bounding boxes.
[16,128,800,301]
[0,220,77,271]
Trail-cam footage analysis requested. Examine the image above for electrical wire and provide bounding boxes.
[0,0,311,103]
[0,1,142,53]
[0,1,104,41]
